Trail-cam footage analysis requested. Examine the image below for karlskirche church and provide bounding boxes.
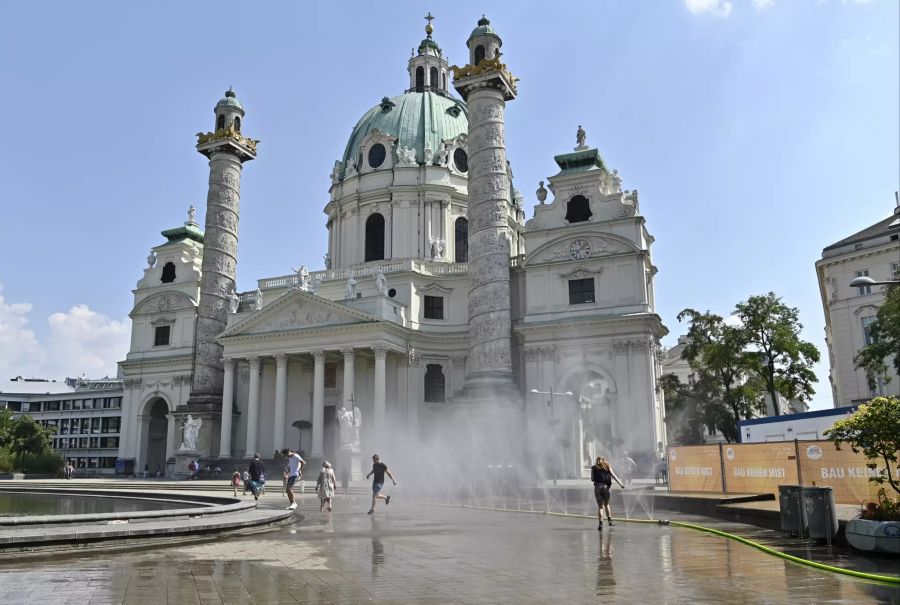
[117,16,668,480]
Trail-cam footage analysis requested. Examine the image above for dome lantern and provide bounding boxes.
[407,13,450,94]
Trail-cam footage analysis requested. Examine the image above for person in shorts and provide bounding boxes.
[366,454,396,514]
[282,448,305,510]
[591,456,624,530]
[247,453,265,500]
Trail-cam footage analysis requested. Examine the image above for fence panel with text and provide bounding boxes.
[667,445,723,493]
[797,441,900,505]
[721,442,799,495]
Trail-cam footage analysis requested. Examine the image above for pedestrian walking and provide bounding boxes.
[247,453,266,500]
[231,469,242,497]
[282,448,305,510]
[143,464,150,478]
[591,456,624,530]
[366,454,396,515]
[656,455,668,485]
[316,461,337,512]
[242,470,250,495]
[155,464,162,478]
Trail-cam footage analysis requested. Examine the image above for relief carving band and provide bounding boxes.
[468,281,510,318]
[470,202,506,231]
[469,311,510,343]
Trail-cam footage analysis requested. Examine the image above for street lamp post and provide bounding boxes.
[530,387,574,486]
[849,276,900,288]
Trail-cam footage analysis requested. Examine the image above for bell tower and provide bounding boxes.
[180,89,258,457]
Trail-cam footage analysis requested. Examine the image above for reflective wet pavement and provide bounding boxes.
[0,495,896,604]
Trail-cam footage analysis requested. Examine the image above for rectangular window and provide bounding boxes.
[568,278,595,305]
[856,270,871,295]
[62,399,72,410]
[424,296,444,320]
[21,402,31,412]
[861,316,876,346]
[154,325,171,346]
[892,262,900,280]
[47,401,60,412]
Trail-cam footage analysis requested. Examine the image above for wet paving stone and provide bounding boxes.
[0,496,896,604]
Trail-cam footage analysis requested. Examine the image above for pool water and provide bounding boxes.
[0,492,199,517]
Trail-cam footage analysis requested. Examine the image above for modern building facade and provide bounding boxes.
[816,199,900,406]
[118,17,668,479]
[0,377,124,474]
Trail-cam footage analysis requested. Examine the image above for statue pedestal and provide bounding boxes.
[173,450,201,479]
[337,446,363,483]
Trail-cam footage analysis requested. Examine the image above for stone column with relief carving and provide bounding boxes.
[186,91,257,426]
[453,32,518,395]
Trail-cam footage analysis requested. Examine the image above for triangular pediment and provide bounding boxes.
[220,290,378,338]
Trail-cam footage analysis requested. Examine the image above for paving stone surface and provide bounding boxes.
[0,495,896,604]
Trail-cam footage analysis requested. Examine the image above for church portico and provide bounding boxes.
[218,340,405,463]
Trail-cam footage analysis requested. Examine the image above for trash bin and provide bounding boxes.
[778,485,806,535]
[803,486,839,544]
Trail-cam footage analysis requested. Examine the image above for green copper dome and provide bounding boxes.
[340,91,467,171]
[216,89,243,111]
[467,17,499,44]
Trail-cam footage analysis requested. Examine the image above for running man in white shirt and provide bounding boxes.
[282,448,305,510]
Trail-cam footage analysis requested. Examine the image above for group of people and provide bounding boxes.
[62,460,76,479]
[142,463,163,478]
[230,450,397,515]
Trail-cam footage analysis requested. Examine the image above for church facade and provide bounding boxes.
[117,17,668,479]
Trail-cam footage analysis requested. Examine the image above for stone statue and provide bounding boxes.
[345,276,358,299]
[513,189,524,208]
[187,204,196,224]
[423,144,434,165]
[179,415,202,451]
[337,406,354,448]
[147,250,157,268]
[397,145,417,167]
[323,253,332,270]
[352,406,362,448]
[293,265,310,291]
[253,287,263,311]
[536,181,548,204]
[610,169,622,193]
[576,125,587,149]
[437,143,449,166]
[227,287,240,314]
[330,160,342,185]
[374,270,387,295]
[429,238,445,260]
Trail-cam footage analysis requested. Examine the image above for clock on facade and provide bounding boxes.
[568,239,592,260]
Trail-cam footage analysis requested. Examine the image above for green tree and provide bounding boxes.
[676,309,765,442]
[825,397,900,496]
[855,285,900,391]
[735,293,820,416]
[9,415,54,471]
[0,408,13,448]
[659,374,705,445]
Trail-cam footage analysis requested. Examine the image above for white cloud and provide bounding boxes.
[752,0,776,11]
[684,0,734,17]
[0,284,129,381]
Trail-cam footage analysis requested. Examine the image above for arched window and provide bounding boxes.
[474,45,486,65]
[565,195,593,223]
[430,67,438,90]
[365,213,385,262]
[442,72,447,90]
[233,116,241,132]
[424,364,445,402]
[160,262,176,283]
[216,114,225,131]
[415,67,425,92]
[455,217,468,263]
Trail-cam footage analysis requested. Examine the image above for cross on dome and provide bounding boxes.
[424,12,435,38]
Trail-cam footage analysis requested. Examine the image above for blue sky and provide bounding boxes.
[0,1,897,410]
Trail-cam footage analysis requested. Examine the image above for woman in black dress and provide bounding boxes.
[591,456,624,530]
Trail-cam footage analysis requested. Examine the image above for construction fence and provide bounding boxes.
[667,440,899,505]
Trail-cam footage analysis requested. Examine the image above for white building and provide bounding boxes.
[0,377,124,474]
[118,17,668,479]
[816,199,900,406]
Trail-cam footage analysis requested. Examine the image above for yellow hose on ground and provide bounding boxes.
[427,502,900,586]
